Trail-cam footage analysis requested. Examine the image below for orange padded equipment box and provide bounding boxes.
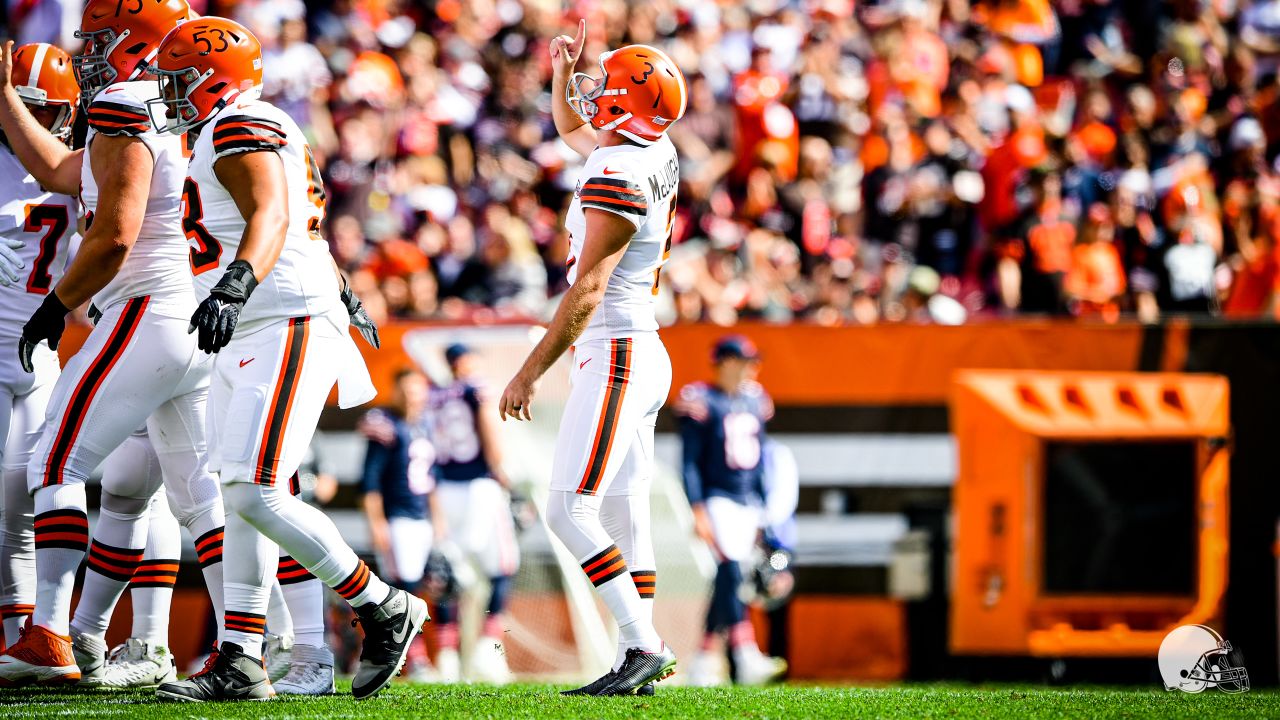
[950,370,1230,657]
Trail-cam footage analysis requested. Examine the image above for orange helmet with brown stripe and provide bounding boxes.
[11,43,80,141]
[149,17,262,135]
[73,0,191,106]
[567,44,687,145]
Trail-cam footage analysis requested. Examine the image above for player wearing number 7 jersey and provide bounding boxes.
[145,18,419,703]
[0,0,231,689]
[498,21,685,697]
[0,42,78,654]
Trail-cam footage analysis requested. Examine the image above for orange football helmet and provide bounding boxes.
[149,17,262,134]
[567,45,687,145]
[73,0,191,105]
[12,43,80,140]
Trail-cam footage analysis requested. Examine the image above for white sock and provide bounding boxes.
[266,578,293,640]
[222,511,276,658]
[71,492,149,640]
[0,466,34,647]
[187,509,225,645]
[32,484,88,635]
[278,555,326,648]
[131,495,181,647]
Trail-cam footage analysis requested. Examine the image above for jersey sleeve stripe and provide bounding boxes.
[213,133,287,147]
[581,189,647,205]
[88,102,149,118]
[87,119,148,135]
[214,120,287,137]
[582,182,644,196]
[581,199,646,216]
[583,176,641,191]
[212,139,288,157]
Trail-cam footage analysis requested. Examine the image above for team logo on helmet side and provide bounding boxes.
[1158,624,1249,694]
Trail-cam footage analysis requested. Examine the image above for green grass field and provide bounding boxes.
[0,682,1273,719]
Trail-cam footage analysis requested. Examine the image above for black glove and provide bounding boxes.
[190,260,258,354]
[87,303,102,326]
[341,277,380,349]
[19,291,71,373]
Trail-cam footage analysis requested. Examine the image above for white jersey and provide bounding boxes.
[0,144,76,342]
[565,135,678,343]
[80,81,194,310]
[184,98,340,331]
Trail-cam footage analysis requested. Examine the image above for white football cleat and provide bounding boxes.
[687,650,727,687]
[273,644,335,696]
[732,646,787,686]
[92,638,177,689]
[70,628,108,686]
[263,633,293,682]
[435,647,462,684]
[469,638,512,685]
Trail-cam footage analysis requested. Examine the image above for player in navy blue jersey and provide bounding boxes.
[675,336,787,686]
[428,344,520,683]
[358,368,441,681]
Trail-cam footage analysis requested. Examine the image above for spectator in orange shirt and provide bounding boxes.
[1065,204,1127,319]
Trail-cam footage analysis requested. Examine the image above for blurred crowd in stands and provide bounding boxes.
[14,0,1280,324]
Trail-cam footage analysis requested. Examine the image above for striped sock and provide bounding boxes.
[276,555,314,586]
[281,575,326,648]
[631,570,656,600]
[70,540,144,638]
[0,604,34,646]
[579,545,659,651]
[332,560,390,608]
[193,526,225,643]
[32,485,89,635]
[130,559,178,647]
[224,610,267,656]
[131,495,181,648]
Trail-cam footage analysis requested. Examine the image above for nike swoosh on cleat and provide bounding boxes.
[390,617,412,646]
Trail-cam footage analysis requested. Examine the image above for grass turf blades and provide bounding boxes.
[0,682,1273,719]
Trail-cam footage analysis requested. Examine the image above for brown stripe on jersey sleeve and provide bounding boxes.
[87,101,150,136]
[211,115,288,157]
[580,175,647,216]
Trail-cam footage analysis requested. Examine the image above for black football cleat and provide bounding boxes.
[596,646,676,696]
[351,588,430,700]
[563,671,656,697]
[155,643,274,702]
[562,670,615,696]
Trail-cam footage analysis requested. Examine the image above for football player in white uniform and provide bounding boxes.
[499,21,686,696]
[145,18,422,703]
[0,0,228,687]
[0,42,78,652]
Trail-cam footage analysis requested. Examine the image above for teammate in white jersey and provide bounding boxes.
[0,43,78,652]
[499,21,686,697]
[144,18,420,703]
[0,0,228,687]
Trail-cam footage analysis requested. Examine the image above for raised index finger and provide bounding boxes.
[571,19,586,55]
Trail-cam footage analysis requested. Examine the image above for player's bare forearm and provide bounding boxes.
[500,209,632,421]
[522,279,602,380]
[0,45,80,195]
[215,151,290,282]
[549,20,596,157]
[53,135,151,308]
